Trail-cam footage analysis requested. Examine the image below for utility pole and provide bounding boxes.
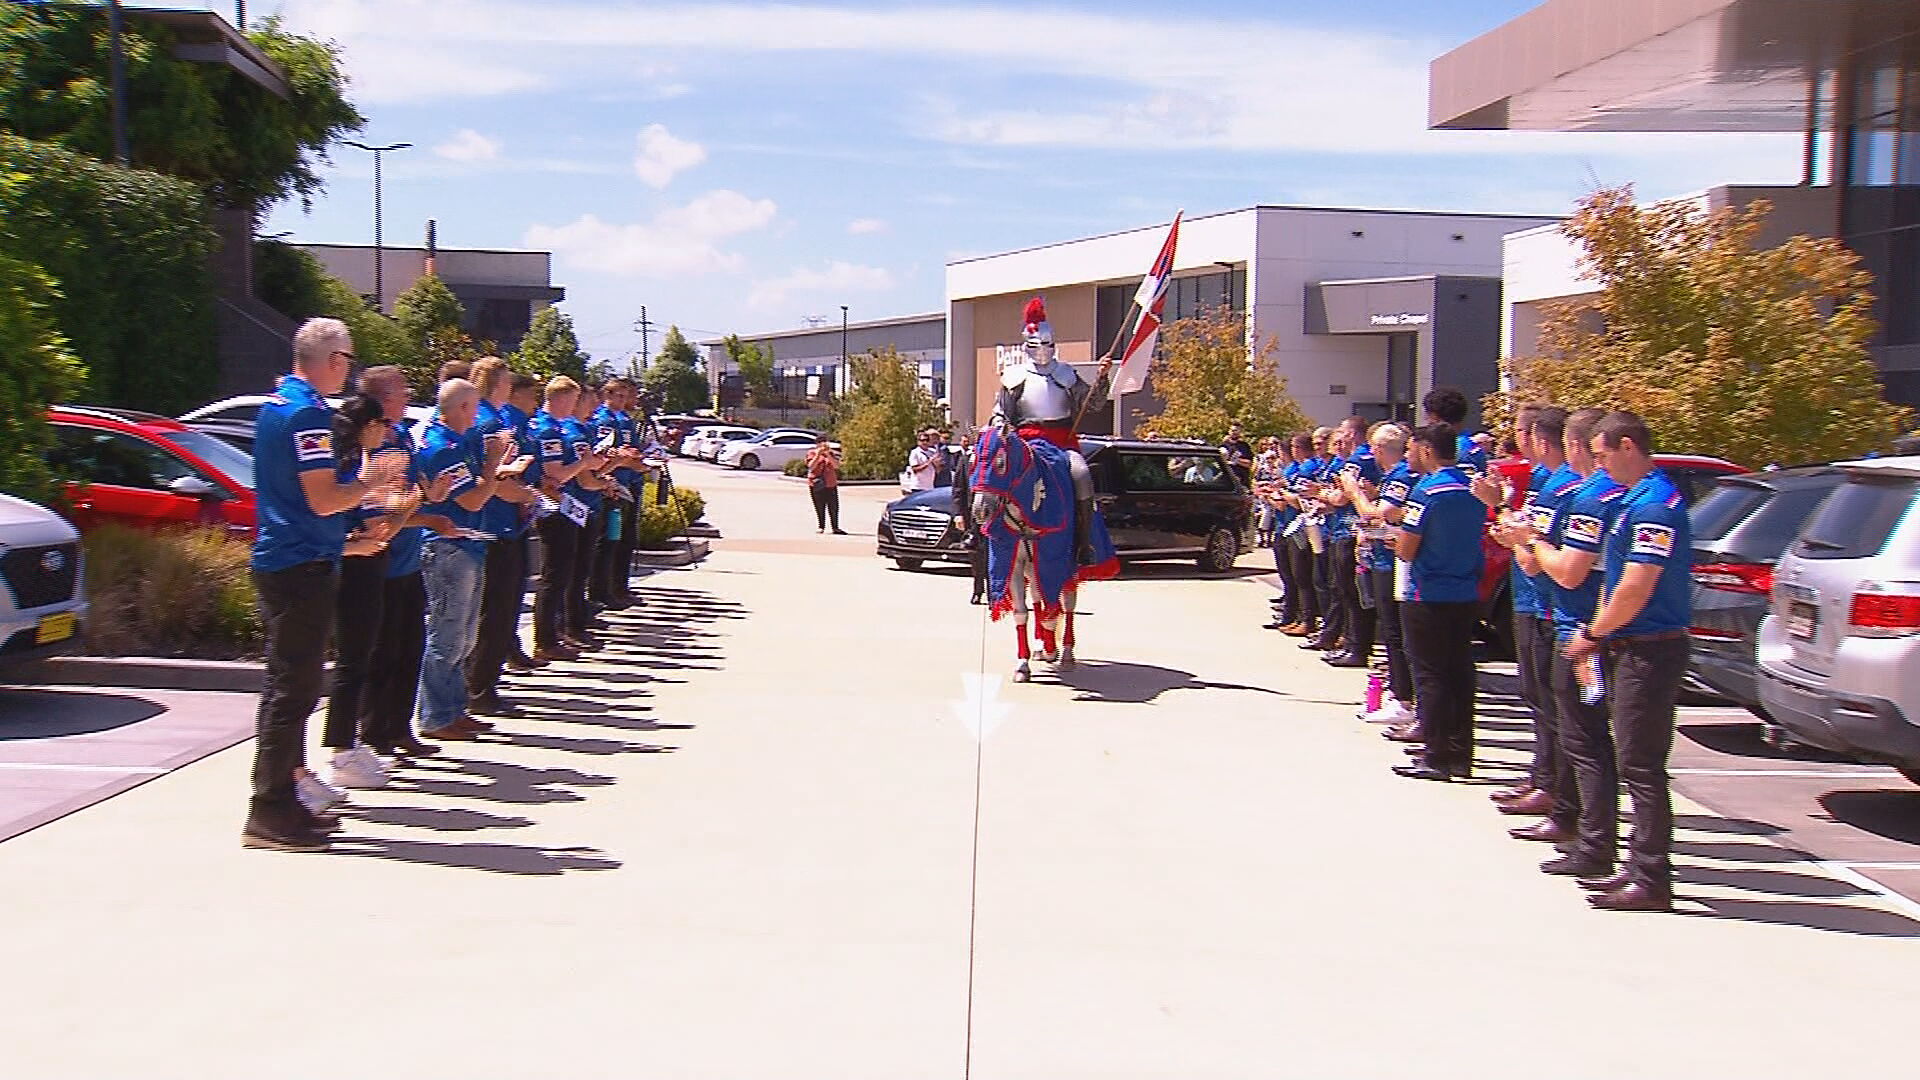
[235,2,247,29]
[633,306,653,367]
[107,1,129,166]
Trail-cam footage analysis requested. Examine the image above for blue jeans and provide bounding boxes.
[417,541,483,730]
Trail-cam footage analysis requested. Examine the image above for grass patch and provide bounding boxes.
[82,524,262,659]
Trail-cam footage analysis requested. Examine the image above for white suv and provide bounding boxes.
[0,492,86,673]
[1755,455,1920,783]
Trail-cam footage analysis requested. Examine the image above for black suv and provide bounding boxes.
[877,437,1254,574]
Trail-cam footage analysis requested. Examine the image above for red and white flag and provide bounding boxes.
[1115,211,1181,396]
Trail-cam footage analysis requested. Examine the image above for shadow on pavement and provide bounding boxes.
[0,688,165,739]
[333,837,622,876]
[1680,721,1859,764]
[1817,789,1920,846]
[1053,659,1283,704]
[397,759,615,805]
[346,805,535,832]
[494,731,677,756]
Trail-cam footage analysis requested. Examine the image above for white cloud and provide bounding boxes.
[526,189,777,277]
[632,124,706,189]
[748,260,896,309]
[434,128,502,162]
[847,218,887,235]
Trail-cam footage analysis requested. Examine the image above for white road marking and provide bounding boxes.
[951,673,1013,742]
[0,762,168,774]
[1817,862,1920,923]
[1671,768,1900,779]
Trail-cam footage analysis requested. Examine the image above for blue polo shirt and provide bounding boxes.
[1520,463,1582,618]
[470,400,525,540]
[1400,465,1484,603]
[417,419,487,557]
[1273,461,1301,529]
[1508,464,1551,617]
[562,416,602,510]
[1331,448,1380,544]
[251,375,346,572]
[1549,469,1628,632]
[1456,433,1489,477]
[594,405,638,490]
[529,409,574,494]
[381,423,428,578]
[1368,459,1415,571]
[1603,468,1692,636]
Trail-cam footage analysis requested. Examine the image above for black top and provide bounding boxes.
[1221,438,1254,484]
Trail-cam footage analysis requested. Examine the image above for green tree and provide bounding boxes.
[0,135,215,414]
[721,334,775,403]
[832,346,944,480]
[0,9,364,210]
[1141,307,1310,443]
[393,272,465,347]
[642,326,711,413]
[1498,187,1911,466]
[0,168,87,503]
[514,305,589,381]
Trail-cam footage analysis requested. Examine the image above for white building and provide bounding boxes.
[698,313,945,405]
[947,205,1560,435]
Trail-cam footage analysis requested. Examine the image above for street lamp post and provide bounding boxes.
[342,141,413,311]
[839,305,849,401]
[106,1,129,166]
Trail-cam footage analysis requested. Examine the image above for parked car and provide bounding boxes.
[657,415,712,455]
[718,430,821,471]
[0,492,86,671]
[878,437,1254,574]
[685,425,761,462]
[177,397,430,454]
[1478,453,1746,658]
[47,407,257,538]
[1684,465,1846,721]
[1755,455,1920,784]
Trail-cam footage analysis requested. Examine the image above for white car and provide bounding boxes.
[685,425,760,462]
[0,492,86,673]
[180,394,431,430]
[718,430,825,471]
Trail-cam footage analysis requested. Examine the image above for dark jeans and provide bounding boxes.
[1514,613,1558,791]
[362,570,426,748]
[1404,600,1479,775]
[1311,545,1344,645]
[1369,567,1412,704]
[323,552,388,750]
[569,507,601,633]
[534,515,578,650]
[1552,643,1616,864]
[592,498,633,601]
[615,488,640,595]
[1285,539,1319,629]
[249,561,337,817]
[1333,538,1374,659]
[467,535,527,701]
[1271,535,1300,623]
[810,484,841,531]
[1607,635,1689,894]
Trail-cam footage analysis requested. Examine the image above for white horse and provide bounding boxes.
[971,486,1079,684]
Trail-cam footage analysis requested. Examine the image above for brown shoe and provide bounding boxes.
[1384,724,1425,743]
[1280,623,1312,637]
[384,737,441,758]
[421,722,477,742]
[456,714,494,732]
[1579,869,1633,892]
[507,652,547,670]
[1588,881,1671,912]
[1491,784,1535,803]
[533,646,579,662]
[1497,790,1555,816]
[1509,819,1575,843]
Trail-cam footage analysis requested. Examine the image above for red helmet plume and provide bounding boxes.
[1022,297,1047,334]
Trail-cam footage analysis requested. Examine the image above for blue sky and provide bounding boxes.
[137,1,1799,364]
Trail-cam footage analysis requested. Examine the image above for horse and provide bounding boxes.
[967,423,1117,683]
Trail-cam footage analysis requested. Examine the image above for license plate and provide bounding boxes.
[36,611,76,645]
[899,529,941,544]
[1785,601,1818,641]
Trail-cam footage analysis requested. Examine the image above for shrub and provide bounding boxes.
[82,524,261,658]
[783,458,809,477]
[634,480,704,547]
[830,346,943,480]
[0,243,86,505]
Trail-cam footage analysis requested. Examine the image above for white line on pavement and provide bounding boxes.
[950,673,1012,742]
[1671,768,1900,779]
[0,763,168,774]
[1818,862,1920,922]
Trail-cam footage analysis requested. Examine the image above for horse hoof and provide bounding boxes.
[1040,651,1058,664]
[1012,664,1031,683]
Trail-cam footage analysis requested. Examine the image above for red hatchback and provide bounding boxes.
[47,407,259,538]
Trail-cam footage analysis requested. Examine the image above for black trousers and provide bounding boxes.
[1311,545,1345,645]
[467,535,526,701]
[616,488,640,595]
[809,484,841,531]
[534,515,578,651]
[1403,600,1479,775]
[592,497,634,601]
[1285,539,1319,628]
[1514,612,1558,791]
[249,561,337,818]
[1333,538,1375,659]
[1606,635,1689,894]
[1551,645,1615,862]
[570,507,601,633]
[362,569,426,749]
[323,552,388,750]
[1273,534,1301,625]
[1369,567,1412,704]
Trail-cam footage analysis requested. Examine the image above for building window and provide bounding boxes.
[470,298,535,349]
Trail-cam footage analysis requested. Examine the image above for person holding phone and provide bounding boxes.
[806,435,845,534]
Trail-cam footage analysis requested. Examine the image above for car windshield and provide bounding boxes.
[156,429,256,491]
[1690,483,1768,543]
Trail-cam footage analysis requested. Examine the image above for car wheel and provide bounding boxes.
[739,454,759,471]
[1198,527,1237,574]
[894,558,924,571]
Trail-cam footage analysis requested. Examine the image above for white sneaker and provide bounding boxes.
[351,744,395,775]
[331,748,390,790]
[1364,699,1415,724]
[296,768,347,813]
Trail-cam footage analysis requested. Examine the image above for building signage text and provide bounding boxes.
[1369,312,1431,327]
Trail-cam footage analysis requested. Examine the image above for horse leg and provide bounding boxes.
[1057,586,1077,671]
[1011,543,1032,682]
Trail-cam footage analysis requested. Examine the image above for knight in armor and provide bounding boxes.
[992,297,1111,565]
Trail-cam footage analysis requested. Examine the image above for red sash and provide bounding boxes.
[1016,423,1079,453]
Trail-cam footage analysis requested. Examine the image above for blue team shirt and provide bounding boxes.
[561,416,602,509]
[416,420,487,556]
[1509,464,1551,617]
[1456,434,1489,477]
[381,423,428,578]
[1520,463,1582,618]
[1368,459,1415,571]
[1400,465,1485,603]
[470,400,525,539]
[1603,468,1693,636]
[1549,469,1628,631]
[1330,449,1380,543]
[593,405,637,488]
[1272,461,1301,531]
[529,409,575,494]
[251,375,346,572]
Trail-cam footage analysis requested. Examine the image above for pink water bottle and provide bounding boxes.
[1364,670,1385,714]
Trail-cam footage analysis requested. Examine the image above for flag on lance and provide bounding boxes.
[1114,211,1181,396]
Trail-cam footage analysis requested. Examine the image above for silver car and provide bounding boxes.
[1755,455,1920,784]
